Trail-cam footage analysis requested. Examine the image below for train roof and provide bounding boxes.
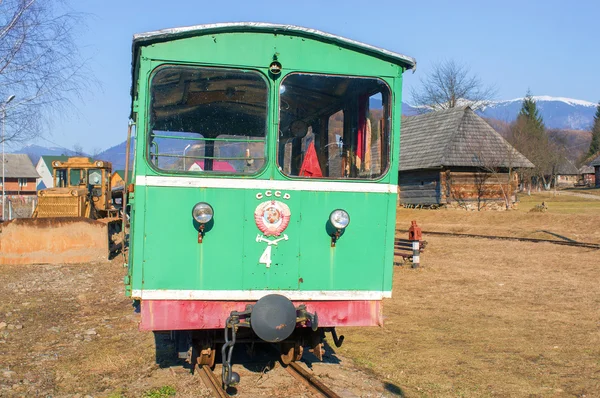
[132,23,415,69]
[130,23,416,118]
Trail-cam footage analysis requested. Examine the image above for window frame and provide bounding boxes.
[145,63,271,177]
[276,72,393,181]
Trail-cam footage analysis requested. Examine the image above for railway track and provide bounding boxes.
[197,365,228,398]
[285,361,342,398]
[395,230,600,250]
[197,361,341,397]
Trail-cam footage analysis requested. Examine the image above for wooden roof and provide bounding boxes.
[399,106,534,171]
[555,158,579,175]
[591,154,600,167]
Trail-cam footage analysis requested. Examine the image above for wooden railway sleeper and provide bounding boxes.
[287,361,342,398]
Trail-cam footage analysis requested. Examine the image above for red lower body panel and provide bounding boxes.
[140,300,382,331]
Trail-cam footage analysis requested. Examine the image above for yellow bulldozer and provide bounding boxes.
[0,157,122,265]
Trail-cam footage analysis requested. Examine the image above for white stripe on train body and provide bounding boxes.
[136,175,396,194]
[131,289,393,301]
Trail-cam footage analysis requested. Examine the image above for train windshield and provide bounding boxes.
[148,66,268,174]
[278,74,391,179]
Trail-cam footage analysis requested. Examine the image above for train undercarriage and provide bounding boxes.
[155,294,346,387]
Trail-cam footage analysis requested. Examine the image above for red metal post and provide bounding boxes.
[408,221,422,268]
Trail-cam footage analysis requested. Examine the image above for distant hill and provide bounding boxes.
[547,128,592,162]
[94,140,135,170]
[11,141,134,170]
[401,102,420,116]
[15,144,85,165]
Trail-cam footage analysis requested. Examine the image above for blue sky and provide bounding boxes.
[25,0,600,152]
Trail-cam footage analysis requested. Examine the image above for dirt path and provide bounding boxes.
[554,190,600,200]
[0,260,397,397]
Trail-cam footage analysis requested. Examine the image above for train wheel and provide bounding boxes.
[280,342,303,365]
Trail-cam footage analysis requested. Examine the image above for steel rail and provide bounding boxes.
[285,362,341,398]
[395,230,600,250]
[197,365,228,398]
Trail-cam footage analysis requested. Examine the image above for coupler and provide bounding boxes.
[221,294,318,387]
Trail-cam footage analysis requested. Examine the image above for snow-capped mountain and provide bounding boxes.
[477,96,597,130]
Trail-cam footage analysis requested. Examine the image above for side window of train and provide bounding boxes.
[278,73,391,179]
[148,65,269,174]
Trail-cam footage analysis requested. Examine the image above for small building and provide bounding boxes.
[554,158,579,188]
[578,165,595,187]
[1,154,39,218]
[591,154,600,188]
[399,106,534,209]
[36,155,78,189]
[110,170,126,188]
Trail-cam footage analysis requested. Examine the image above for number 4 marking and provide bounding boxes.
[259,245,272,268]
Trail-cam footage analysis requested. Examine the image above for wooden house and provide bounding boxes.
[554,158,579,188]
[591,154,600,188]
[398,106,534,209]
[579,165,595,187]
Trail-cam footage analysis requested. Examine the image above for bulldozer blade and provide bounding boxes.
[0,217,120,265]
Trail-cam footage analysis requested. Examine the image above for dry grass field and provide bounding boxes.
[1,192,598,397]
[339,193,600,397]
[0,261,395,397]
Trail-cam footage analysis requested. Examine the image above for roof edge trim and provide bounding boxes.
[132,22,416,69]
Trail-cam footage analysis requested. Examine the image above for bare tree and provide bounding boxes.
[91,146,103,159]
[508,114,564,193]
[471,140,522,210]
[72,143,84,156]
[0,0,90,145]
[410,60,497,112]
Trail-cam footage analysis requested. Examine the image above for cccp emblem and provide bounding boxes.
[254,200,291,236]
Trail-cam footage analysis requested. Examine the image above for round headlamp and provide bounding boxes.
[192,202,214,224]
[329,209,350,230]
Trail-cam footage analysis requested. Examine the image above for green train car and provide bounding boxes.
[125,23,415,386]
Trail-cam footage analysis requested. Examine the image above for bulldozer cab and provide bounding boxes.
[51,157,113,213]
[33,157,115,219]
